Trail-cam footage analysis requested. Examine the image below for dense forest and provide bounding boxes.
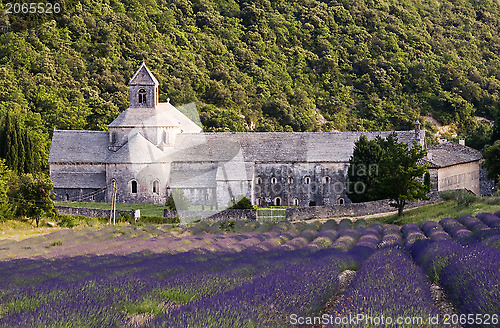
[0,0,499,172]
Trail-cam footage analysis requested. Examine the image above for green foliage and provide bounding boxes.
[0,0,498,174]
[0,111,45,173]
[439,189,479,207]
[347,133,431,216]
[0,159,15,221]
[57,215,77,228]
[346,135,383,203]
[227,196,254,209]
[165,189,190,211]
[50,240,63,246]
[12,173,55,226]
[482,140,500,186]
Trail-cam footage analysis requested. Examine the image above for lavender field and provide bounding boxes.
[0,212,499,327]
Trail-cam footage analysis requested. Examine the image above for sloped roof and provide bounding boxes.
[425,142,482,168]
[108,102,203,132]
[107,133,164,164]
[49,130,109,163]
[129,62,159,86]
[50,172,106,189]
[173,131,419,163]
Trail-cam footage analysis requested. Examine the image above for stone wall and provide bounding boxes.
[286,192,441,221]
[56,206,135,220]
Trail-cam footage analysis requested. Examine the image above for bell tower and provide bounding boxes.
[128,62,159,108]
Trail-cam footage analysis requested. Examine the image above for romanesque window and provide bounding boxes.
[338,197,345,205]
[138,89,147,104]
[288,177,293,184]
[65,194,69,201]
[152,180,159,194]
[131,180,138,194]
[257,198,262,206]
[274,197,281,206]
[205,193,209,201]
[111,132,117,144]
[293,198,299,206]
[304,176,311,184]
[323,176,330,184]
[256,177,262,185]
[271,177,277,184]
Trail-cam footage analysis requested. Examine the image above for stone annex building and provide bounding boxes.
[49,64,483,208]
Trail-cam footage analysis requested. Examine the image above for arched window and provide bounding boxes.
[323,176,330,184]
[304,176,311,184]
[257,198,262,206]
[111,132,117,144]
[65,194,69,201]
[293,198,299,206]
[338,197,345,205]
[256,177,262,185]
[271,177,277,184]
[205,193,209,201]
[131,180,138,194]
[163,131,167,143]
[138,89,147,104]
[274,197,281,206]
[152,180,159,194]
[288,177,293,184]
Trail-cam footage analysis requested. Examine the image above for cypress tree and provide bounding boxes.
[15,118,25,173]
[4,112,19,172]
[23,130,34,173]
[0,113,6,159]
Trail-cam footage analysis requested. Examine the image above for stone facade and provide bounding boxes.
[49,64,483,209]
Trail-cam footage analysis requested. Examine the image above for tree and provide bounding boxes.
[346,133,431,216]
[483,140,500,186]
[0,159,15,221]
[228,196,254,209]
[375,134,432,216]
[346,135,383,202]
[13,174,54,227]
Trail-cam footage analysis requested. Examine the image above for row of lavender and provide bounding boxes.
[1,211,499,261]
[0,212,498,327]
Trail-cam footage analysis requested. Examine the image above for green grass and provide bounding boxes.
[56,201,167,217]
[374,198,500,225]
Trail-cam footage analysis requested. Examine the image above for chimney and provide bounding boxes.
[414,119,421,144]
[459,138,465,146]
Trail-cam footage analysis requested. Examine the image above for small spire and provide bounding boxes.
[167,98,170,103]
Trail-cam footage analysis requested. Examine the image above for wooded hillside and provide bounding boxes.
[0,0,499,171]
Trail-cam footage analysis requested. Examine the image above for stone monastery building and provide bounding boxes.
[49,64,483,208]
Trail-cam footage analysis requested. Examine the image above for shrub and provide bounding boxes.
[228,196,255,209]
[439,189,478,207]
[57,215,77,228]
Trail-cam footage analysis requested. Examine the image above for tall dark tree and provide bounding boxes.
[346,135,383,202]
[346,133,431,216]
[375,134,432,216]
[483,140,500,186]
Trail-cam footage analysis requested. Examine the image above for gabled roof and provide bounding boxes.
[50,172,106,189]
[172,131,419,163]
[108,102,203,132]
[48,130,109,163]
[107,133,164,164]
[425,142,482,168]
[128,62,159,86]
